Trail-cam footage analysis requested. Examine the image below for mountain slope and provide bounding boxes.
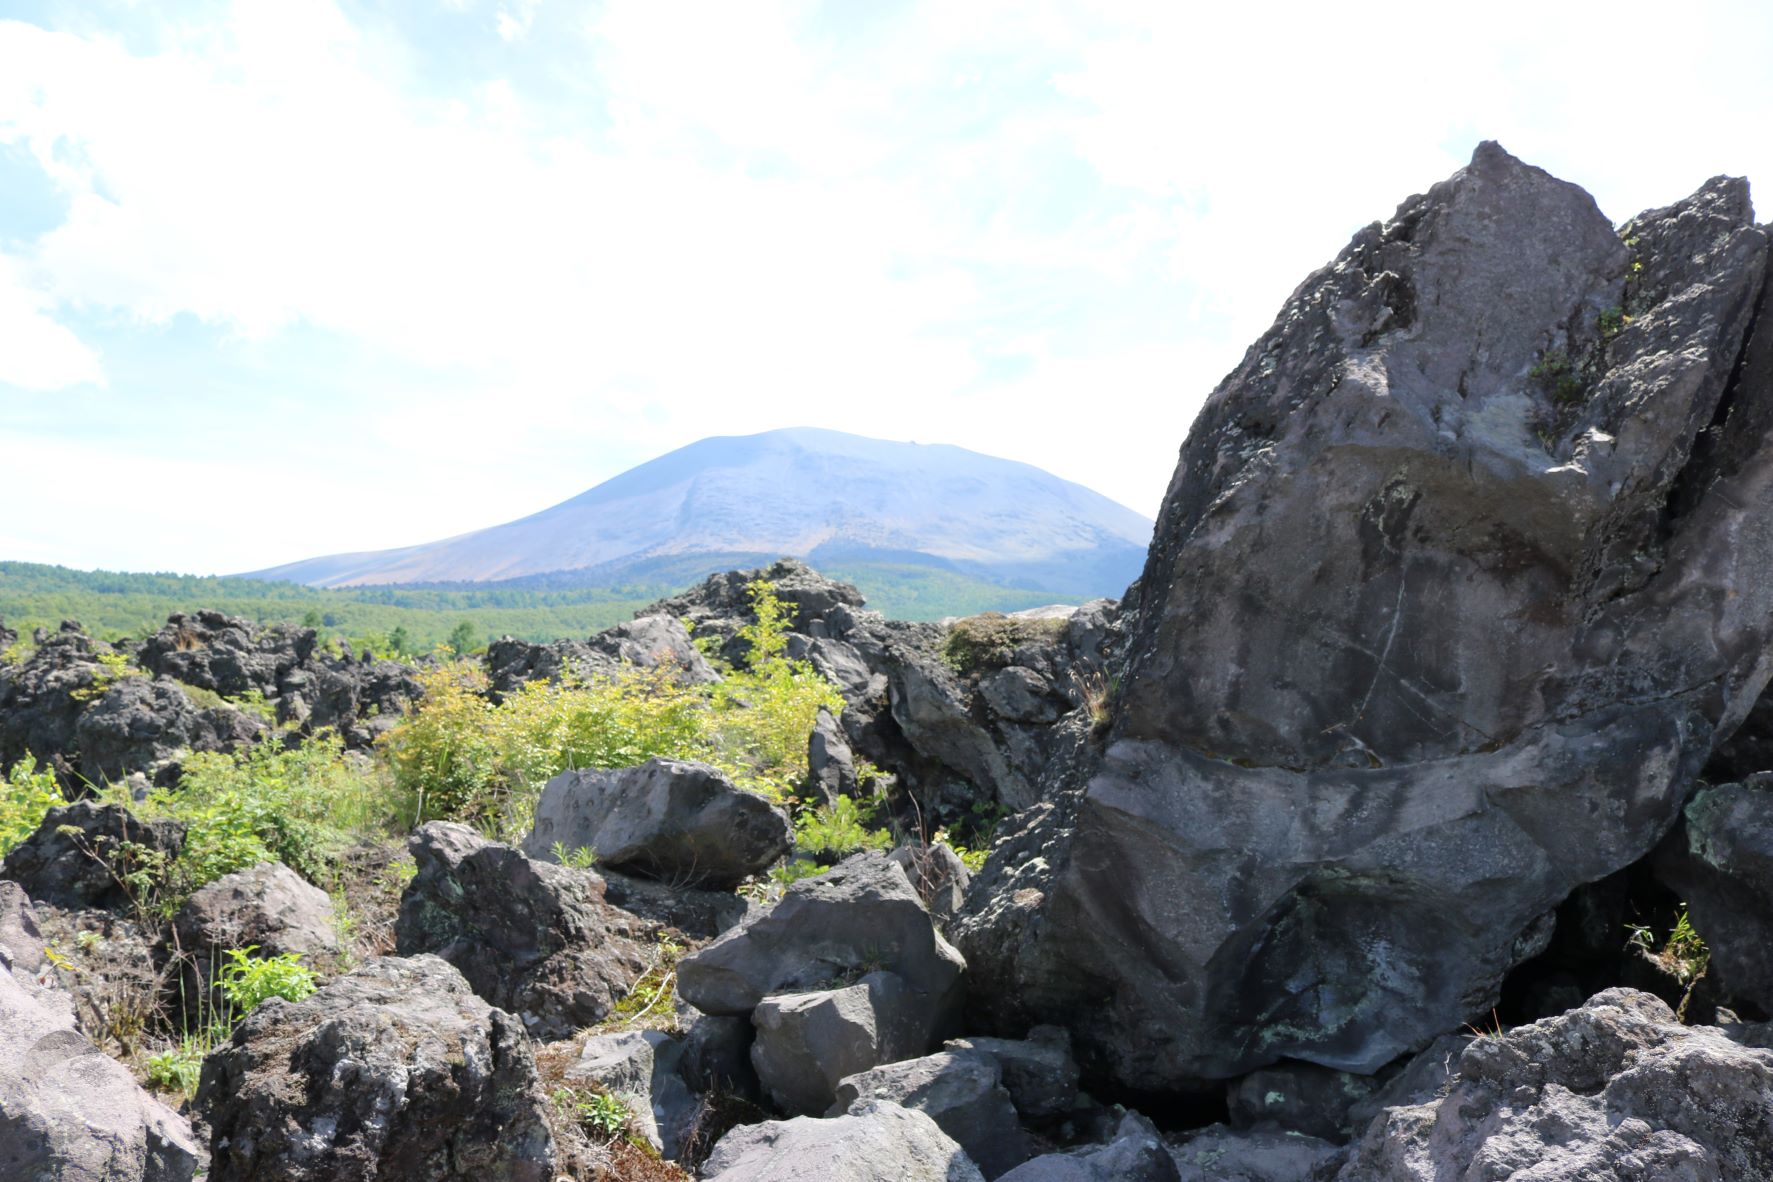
[245,428,1153,600]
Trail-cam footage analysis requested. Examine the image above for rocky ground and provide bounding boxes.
[10,141,1773,1180]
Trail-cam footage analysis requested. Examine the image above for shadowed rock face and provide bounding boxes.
[960,143,1773,1087]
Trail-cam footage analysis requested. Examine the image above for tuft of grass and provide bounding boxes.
[942,613,1067,675]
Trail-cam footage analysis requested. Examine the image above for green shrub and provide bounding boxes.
[146,1032,217,1100]
[0,756,63,857]
[942,613,1066,674]
[794,796,893,862]
[217,946,318,1012]
[382,581,843,837]
[120,733,404,910]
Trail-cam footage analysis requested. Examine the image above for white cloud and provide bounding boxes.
[0,254,104,390]
[1,0,1772,574]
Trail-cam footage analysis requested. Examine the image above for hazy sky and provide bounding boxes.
[4,0,1773,575]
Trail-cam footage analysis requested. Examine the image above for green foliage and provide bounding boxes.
[120,734,404,910]
[552,841,599,869]
[942,613,1067,674]
[558,1087,633,1141]
[146,1031,219,1100]
[0,560,648,650]
[445,621,479,656]
[1598,306,1631,342]
[1529,350,1586,404]
[793,796,892,862]
[69,650,143,702]
[384,582,843,835]
[217,946,318,1012]
[0,756,63,858]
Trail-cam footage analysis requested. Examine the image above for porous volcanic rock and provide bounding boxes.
[2,801,186,912]
[523,758,790,889]
[699,1099,985,1182]
[167,861,340,1018]
[195,954,556,1182]
[677,851,965,1022]
[395,822,651,1038]
[957,142,1773,1086]
[750,971,932,1116]
[833,1049,1031,1179]
[1334,989,1773,1179]
[0,886,200,1182]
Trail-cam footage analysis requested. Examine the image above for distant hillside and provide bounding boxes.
[245,427,1153,600]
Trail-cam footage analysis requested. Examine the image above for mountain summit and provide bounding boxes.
[245,427,1153,600]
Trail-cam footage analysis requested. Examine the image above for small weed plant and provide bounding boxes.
[218,946,318,1012]
[1,756,63,857]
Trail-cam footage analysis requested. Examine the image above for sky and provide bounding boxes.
[3,0,1773,576]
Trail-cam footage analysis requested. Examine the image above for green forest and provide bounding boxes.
[0,559,1071,656]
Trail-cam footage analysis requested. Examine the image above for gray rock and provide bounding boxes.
[979,667,1063,725]
[0,888,199,1182]
[891,842,972,924]
[678,851,966,1022]
[1342,1033,1464,1139]
[1655,774,1773,1012]
[523,758,790,890]
[998,1113,1177,1182]
[591,614,718,683]
[1,801,185,912]
[0,882,65,1015]
[943,1028,1078,1123]
[484,614,715,698]
[680,1010,760,1101]
[833,1049,1031,1179]
[960,143,1773,1086]
[395,822,651,1038]
[700,1098,985,1182]
[565,1029,698,1159]
[1170,1124,1343,1182]
[1336,989,1773,1180]
[168,861,339,1019]
[196,954,555,1181]
[597,866,754,939]
[74,677,263,785]
[751,971,931,1115]
[138,611,314,698]
[806,706,859,802]
[1226,1061,1386,1143]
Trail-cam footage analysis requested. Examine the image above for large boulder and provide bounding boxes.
[750,971,932,1116]
[484,614,716,697]
[167,861,340,1019]
[137,611,314,699]
[1169,1124,1343,1182]
[700,1099,985,1182]
[678,851,966,1022]
[523,758,791,889]
[1,801,185,912]
[943,1028,1079,1124]
[1335,989,1773,1179]
[195,954,556,1182]
[394,822,651,1038]
[958,143,1773,1085]
[833,1049,1031,1179]
[0,886,200,1182]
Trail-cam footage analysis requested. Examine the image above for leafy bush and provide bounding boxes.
[0,756,63,857]
[146,1033,216,1100]
[382,581,843,837]
[120,734,404,910]
[794,796,892,862]
[217,945,318,1012]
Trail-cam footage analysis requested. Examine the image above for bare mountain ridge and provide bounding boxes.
[245,427,1154,599]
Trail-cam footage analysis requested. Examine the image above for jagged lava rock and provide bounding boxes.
[997,1113,1178,1182]
[565,1029,698,1159]
[196,954,555,1182]
[677,850,965,1019]
[750,971,932,1116]
[833,1049,1031,1179]
[523,757,790,889]
[1655,773,1773,1012]
[168,861,339,1017]
[958,142,1773,1085]
[700,1099,985,1182]
[1335,989,1773,1179]
[2,801,185,912]
[395,822,650,1038]
[0,887,199,1182]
